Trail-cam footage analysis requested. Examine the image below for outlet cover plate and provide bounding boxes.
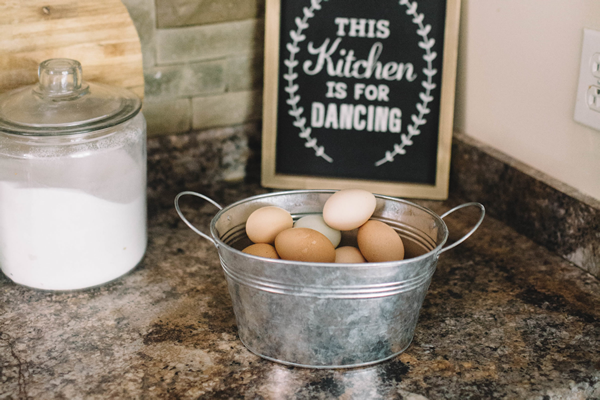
[574,29,600,131]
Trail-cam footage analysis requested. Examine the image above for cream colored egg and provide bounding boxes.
[357,220,404,262]
[242,243,280,259]
[334,246,366,263]
[294,214,341,248]
[274,228,336,263]
[323,189,377,231]
[246,206,293,244]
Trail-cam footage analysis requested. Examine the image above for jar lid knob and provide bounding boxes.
[0,58,141,135]
[36,59,88,97]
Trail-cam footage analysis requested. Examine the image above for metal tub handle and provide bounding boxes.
[174,191,223,246]
[439,202,485,254]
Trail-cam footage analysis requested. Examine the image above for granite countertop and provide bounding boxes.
[1,181,599,400]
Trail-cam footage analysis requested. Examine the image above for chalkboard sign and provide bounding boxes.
[261,0,461,199]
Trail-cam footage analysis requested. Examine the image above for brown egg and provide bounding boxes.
[334,246,366,263]
[242,243,280,259]
[274,228,336,263]
[357,220,404,262]
[245,206,293,244]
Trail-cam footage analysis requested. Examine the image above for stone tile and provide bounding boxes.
[143,98,191,137]
[156,0,265,29]
[156,19,264,65]
[192,90,262,130]
[143,67,181,98]
[121,0,157,68]
[226,55,264,92]
[144,60,226,98]
[181,61,227,96]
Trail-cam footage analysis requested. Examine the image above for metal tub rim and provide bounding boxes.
[207,189,468,267]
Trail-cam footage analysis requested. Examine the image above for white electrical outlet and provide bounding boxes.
[574,29,600,131]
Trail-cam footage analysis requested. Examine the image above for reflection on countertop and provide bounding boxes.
[1,179,599,399]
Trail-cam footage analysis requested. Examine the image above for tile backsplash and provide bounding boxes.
[122,0,265,137]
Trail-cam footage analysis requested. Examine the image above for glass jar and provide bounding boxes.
[0,59,147,290]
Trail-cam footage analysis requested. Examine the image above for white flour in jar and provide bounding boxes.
[0,150,146,290]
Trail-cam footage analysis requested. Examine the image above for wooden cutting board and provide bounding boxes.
[0,0,144,98]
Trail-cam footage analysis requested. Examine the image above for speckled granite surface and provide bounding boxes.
[1,177,600,399]
[2,127,600,399]
[451,132,600,280]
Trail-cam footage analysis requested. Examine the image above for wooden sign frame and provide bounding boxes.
[261,0,461,199]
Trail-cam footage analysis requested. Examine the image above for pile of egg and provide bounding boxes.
[242,189,405,263]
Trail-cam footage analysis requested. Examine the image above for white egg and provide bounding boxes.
[294,214,341,248]
[323,189,377,231]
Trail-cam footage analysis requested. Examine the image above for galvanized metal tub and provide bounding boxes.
[175,190,484,369]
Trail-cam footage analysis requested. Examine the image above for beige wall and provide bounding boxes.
[454,0,600,200]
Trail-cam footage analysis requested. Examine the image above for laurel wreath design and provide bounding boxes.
[375,0,438,166]
[284,0,437,166]
[284,0,333,163]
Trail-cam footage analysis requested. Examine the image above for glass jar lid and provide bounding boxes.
[0,58,141,136]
